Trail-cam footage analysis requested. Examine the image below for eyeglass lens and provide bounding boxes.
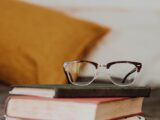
[65,61,96,85]
[108,63,137,85]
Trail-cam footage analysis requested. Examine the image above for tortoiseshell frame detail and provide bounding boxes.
[63,60,142,85]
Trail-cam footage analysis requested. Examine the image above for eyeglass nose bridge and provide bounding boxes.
[98,64,107,68]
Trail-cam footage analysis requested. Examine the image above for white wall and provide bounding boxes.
[23,0,160,10]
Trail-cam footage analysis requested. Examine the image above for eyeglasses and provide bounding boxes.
[63,60,142,86]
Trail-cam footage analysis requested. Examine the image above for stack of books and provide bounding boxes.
[4,84,150,120]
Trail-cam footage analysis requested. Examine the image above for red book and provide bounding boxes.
[5,96,143,120]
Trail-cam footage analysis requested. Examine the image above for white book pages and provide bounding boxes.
[6,99,97,120]
[9,87,55,98]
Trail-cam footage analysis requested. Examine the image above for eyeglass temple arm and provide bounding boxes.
[122,67,137,83]
[63,68,72,84]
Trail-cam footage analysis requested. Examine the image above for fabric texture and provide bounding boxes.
[0,0,109,85]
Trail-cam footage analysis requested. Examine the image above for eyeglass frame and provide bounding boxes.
[63,60,142,86]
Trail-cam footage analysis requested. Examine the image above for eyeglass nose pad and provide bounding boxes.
[93,68,99,80]
[106,68,112,81]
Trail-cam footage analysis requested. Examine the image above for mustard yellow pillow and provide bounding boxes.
[0,0,109,85]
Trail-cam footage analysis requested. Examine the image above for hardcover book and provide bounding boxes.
[10,84,151,98]
[5,96,144,120]
[4,116,145,120]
